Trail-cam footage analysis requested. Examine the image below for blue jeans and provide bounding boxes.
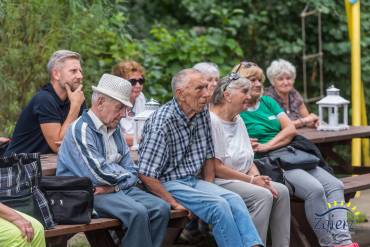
[94,186,170,247]
[163,176,263,247]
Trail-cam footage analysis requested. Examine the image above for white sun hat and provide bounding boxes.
[92,73,133,107]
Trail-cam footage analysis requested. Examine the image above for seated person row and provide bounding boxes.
[138,68,263,247]
[0,202,45,247]
[57,71,262,247]
[5,50,85,155]
[234,61,357,247]
[210,73,290,246]
[56,74,170,247]
[264,59,319,128]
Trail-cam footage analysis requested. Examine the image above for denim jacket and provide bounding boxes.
[57,111,138,190]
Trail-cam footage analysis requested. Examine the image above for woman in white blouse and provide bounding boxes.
[112,60,146,146]
[210,73,290,247]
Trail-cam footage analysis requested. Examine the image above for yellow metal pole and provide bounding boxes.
[350,0,362,167]
[345,1,370,166]
[361,90,370,165]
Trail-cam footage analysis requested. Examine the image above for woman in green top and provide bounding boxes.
[233,62,358,247]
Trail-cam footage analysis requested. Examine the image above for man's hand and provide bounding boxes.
[11,216,34,242]
[66,84,85,108]
[94,185,115,195]
[172,202,194,219]
[0,137,10,143]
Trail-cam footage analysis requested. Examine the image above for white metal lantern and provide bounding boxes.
[131,98,160,150]
[316,85,349,131]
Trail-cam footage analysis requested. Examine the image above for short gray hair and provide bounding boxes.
[91,91,115,104]
[193,62,220,77]
[171,68,202,95]
[47,50,81,74]
[266,59,296,86]
[211,75,251,106]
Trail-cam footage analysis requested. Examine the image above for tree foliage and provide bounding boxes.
[0,0,369,135]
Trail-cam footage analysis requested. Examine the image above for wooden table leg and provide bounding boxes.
[318,143,353,174]
[85,229,120,247]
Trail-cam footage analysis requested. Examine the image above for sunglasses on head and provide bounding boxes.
[128,77,145,86]
[223,72,240,92]
[235,61,257,73]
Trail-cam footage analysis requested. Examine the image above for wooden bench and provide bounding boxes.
[290,173,370,247]
[45,209,188,247]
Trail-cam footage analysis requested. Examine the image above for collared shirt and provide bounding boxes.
[138,98,215,182]
[57,111,138,190]
[87,110,121,164]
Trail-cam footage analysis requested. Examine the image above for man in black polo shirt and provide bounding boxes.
[6,50,85,155]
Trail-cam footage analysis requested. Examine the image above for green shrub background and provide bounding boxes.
[1,0,369,136]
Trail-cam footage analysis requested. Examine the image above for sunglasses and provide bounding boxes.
[222,72,240,92]
[129,77,145,86]
[234,61,257,74]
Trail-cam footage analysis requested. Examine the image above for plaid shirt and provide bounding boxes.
[0,153,55,229]
[138,98,215,182]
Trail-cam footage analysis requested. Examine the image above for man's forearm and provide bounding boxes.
[60,105,81,140]
[139,175,179,207]
[202,158,215,182]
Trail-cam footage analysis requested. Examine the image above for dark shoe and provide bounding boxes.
[178,228,203,244]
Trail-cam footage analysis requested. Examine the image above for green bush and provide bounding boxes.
[1,0,369,135]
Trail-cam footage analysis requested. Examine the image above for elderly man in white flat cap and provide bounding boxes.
[56,74,170,247]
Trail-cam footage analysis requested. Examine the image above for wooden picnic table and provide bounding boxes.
[298,125,370,144]
[298,126,370,173]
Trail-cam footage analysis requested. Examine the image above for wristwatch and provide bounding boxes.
[114,185,120,193]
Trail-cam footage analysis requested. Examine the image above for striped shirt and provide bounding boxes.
[57,111,138,190]
[138,98,214,182]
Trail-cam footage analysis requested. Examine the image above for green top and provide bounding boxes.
[240,96,285,144]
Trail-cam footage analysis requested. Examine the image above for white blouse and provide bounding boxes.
[210,111,254,185]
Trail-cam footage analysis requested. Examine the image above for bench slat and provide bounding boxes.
[342,173,370,194]
[45,218,120,238]
[45,209,188,238]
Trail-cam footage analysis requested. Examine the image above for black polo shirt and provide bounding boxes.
[5,83,85,155]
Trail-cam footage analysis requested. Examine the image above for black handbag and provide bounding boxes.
[267,145,320,170]
[254,157,285,183]
[40,176,94,224]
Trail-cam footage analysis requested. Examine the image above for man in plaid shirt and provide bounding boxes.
[139,68,262,247]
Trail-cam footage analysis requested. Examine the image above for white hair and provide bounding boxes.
[211,75,251,105]
[193,62,220,77]
[266,59,296,86]
[47,50,81,75]
[91,91,115,104]
[171,68,202,95]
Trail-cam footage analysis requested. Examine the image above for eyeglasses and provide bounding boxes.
[222,72,240,91]
[234,61,257,74]
[128,77,145,86]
